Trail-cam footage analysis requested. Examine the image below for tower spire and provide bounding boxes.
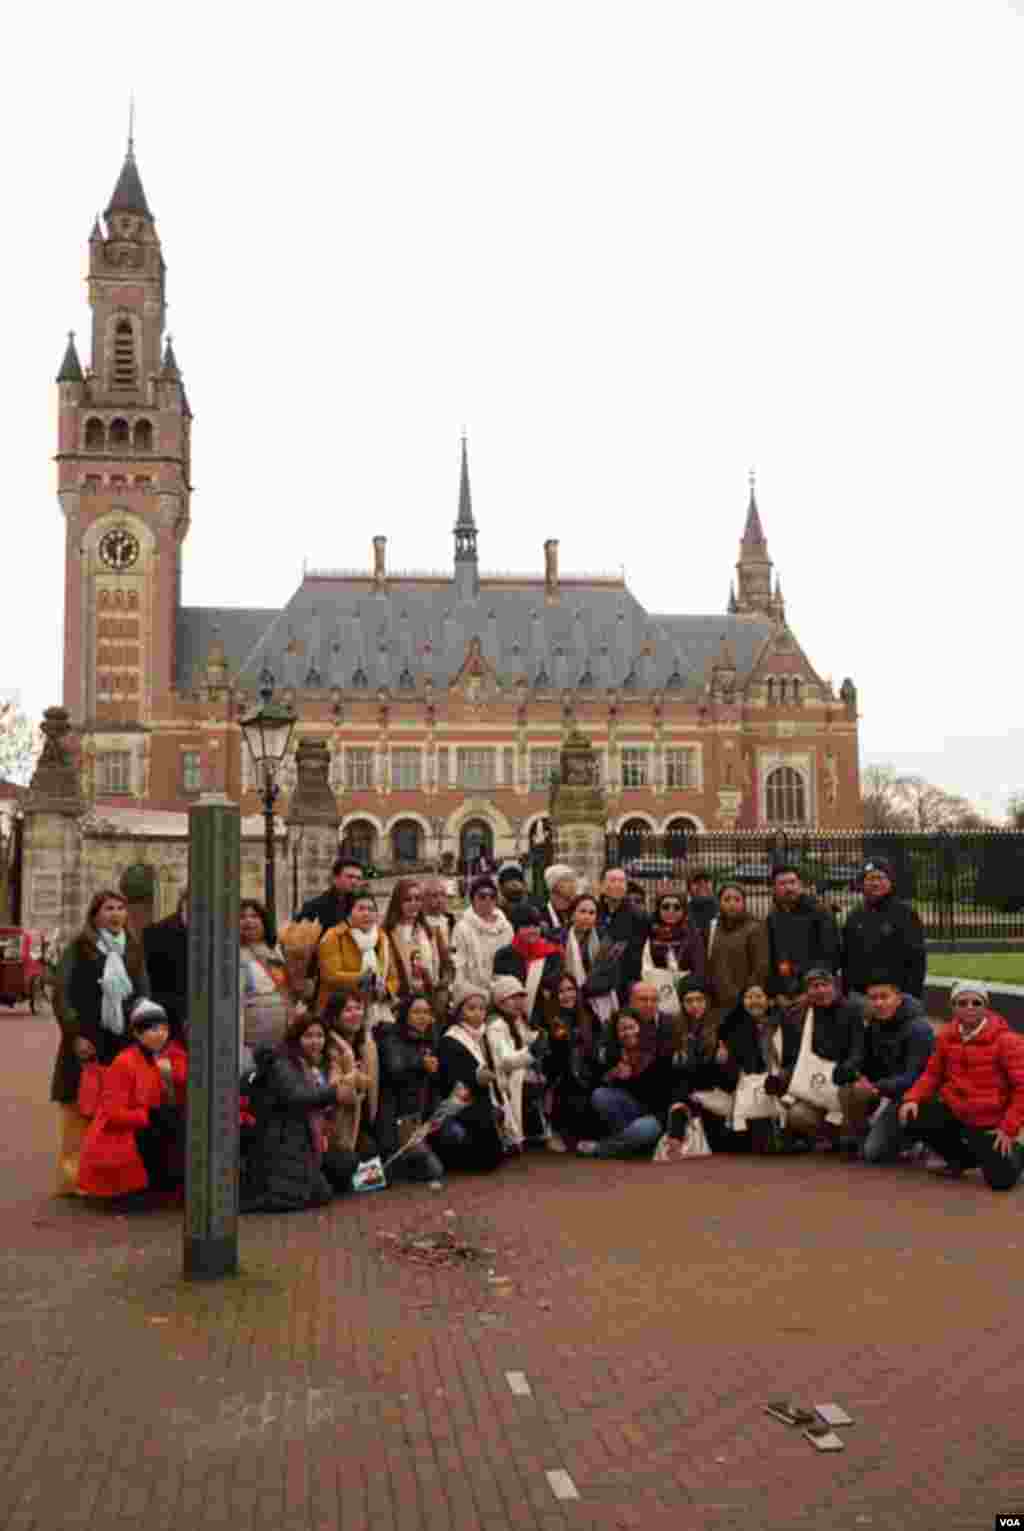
[106,117,153,220]
[733,471,776,617]
[128,95,136,159]
[56,331,84,384]
[742,467,766,545]
[456,431,476,530]
[453,433,479,600]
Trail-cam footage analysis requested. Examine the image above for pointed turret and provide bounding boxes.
[161,335,180,378]
[453,433,479,601]
[727,581,738,615]
[733,470,778,618]
[56,331,84,384]
[105,141,153,220]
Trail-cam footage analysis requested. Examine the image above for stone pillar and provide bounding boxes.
[549,729,608,894]
[287,737,341,915]
[185,795,240,1281]
[21,707,85,939]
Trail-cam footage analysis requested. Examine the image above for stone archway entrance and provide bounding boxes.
[459,818,494,874]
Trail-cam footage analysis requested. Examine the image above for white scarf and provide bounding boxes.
[565,926,617,1025]
[96,927,132,1035]
[350,923,382,976]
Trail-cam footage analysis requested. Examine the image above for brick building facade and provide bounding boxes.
[53,141,861,904]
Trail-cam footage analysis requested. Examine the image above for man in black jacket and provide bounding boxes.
[686,871,718,937]
[597,867,650,1004]
[842,859,926,1001]
[296,856,364,929]
[142,890,189,1038]
[775,968,865,1149]
[765,865,839,1006]
[832,975,933,1162]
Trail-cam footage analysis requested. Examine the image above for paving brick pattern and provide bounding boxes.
[1,1008,1020,1531]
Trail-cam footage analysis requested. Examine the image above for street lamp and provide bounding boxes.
[240,671,297,920]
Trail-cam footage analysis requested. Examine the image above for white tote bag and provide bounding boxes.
[731,1070,783,1130]
[641,941,683,1017]
[689,1087,734,1119]
[785,1011,842,1124]
[652,1116,711,1162]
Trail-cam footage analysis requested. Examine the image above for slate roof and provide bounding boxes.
[176,582,775,699]
[56,332,84,383]
[106,151,153,219]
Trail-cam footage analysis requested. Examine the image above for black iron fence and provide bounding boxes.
[602,829,1024,946]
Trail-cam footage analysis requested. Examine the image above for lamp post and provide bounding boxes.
[240,671,297,922]
[291,821,305,916]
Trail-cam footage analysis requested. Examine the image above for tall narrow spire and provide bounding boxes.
[106,113,153,220]
[453,433,479,600]
[456,432,476,530]
[742,468,766,545]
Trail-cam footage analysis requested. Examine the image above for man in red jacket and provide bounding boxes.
[898,980,1024,1192]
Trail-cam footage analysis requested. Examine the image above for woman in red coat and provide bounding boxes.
[79,1000,187,1198]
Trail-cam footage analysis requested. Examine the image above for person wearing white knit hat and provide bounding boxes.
[544,863,579,936]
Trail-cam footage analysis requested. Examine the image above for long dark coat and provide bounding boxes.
[243,1051,338,1212]
[51,925,149,1104]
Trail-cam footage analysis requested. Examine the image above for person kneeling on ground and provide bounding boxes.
[780,968,865,1152]
[323,989,380,1168]
[897,980,1024,1192]
[79,999,187,1200]
[434,987,506,1172]
[242,1014,355,1212]
[487,976,553,1149]
[832,976,932,1163]
[669,979,734,1151]
[375,995,446,1187]
[717,984,800,1153]
[577,981,674,1158]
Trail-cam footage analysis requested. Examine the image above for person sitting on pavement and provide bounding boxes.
[323,988,380,1172]
[717,983,800,1153]
[492,903,563,1027]
[375,995,446,1187]
[898,980,1024,1192]
[241,1014,354,1212]
[450,877,514,993]
[776,968,866,1151]
[435,986,506,1171]
[487,975,553,1149]
[78,999,187,1200]
[597,867,651,1005]
[543,863,579,938]
[577,980,675,1158]
[764,864,839,1010]
[542,972,605,1148]
[832,975,933,1163]
[667,978,734,1152]
[705,882,770,1034]
[577,1006,672,1159]
[316,888,396,1018]
[686,871,719,938]
[842,858,926,1005]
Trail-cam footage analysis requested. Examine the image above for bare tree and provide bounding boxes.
[861,764,990,831]
[1008,795,1024,831]
[0,700,39,786]
[860,764,913,829]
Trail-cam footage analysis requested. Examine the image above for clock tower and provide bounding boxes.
[56,134,191,764]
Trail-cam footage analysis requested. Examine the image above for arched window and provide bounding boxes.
[765,766,806,825]
[133,419,153,451]
[459,818,494,871]
[84,418,105,451]
[791,677,801,705]
[109,418,130,448]
[391,819,422,865]
[766,677,775,704]
[341,819,377,866]
[664,816,698,858]
[619,817,653,861]
[113,320,136,389]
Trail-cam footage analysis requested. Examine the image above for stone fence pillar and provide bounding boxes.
[287,737,340,916]
[20,707,85,939]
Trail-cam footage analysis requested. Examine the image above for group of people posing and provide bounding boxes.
[49,855,1024,1210]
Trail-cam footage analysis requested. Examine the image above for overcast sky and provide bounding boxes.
[3,1,1021,816]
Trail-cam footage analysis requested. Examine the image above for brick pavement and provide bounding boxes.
[1,1006,1021,1531]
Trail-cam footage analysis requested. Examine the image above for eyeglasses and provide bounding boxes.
[953,997,985,1008]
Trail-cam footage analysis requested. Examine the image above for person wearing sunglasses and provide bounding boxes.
[898,980,1024,1191]
[833,975,932,1162]
[450,877,514,994]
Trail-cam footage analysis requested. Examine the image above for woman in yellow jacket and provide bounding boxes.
[317,887,397,1021]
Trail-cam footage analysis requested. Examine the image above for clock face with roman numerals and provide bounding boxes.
[98,528,140,571]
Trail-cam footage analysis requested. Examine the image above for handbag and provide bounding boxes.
[731,1070,783,1130]
[76,1062,105,1119]
[641,941,683,1017]
[784,1012,842,1124]
[653,1116,711,1162]
[689,1087,734,1119]
[351,1155,387,1193]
